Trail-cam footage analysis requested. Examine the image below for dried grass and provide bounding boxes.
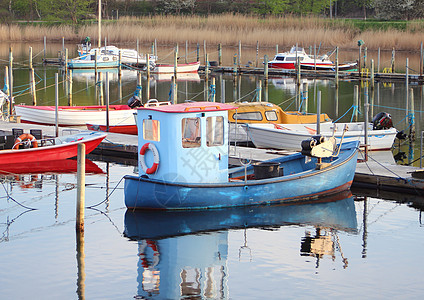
[0,15,423,51]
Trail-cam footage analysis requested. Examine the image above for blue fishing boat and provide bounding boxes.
[124,101,359,210]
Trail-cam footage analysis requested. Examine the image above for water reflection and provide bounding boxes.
[124,191,357,299]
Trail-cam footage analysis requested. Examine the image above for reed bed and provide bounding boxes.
[0,15,423,51]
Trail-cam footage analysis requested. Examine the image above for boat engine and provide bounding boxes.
[301,135,336,158]
[372,112,393,130]
[127,95,143,109]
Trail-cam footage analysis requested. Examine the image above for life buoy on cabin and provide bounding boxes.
[139,143,159,174]
[13,134,38,150]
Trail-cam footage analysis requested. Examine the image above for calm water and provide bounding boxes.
[1,159,424,299]
[1,43,424,299]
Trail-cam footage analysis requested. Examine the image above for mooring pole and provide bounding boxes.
[55,73,59,137]
[68,69,73,106]
[106,72,110,132]
[316,91,321,135]
[76,143,86,233]
[264,55,268,81]
[364,86,369,161]
[29,47,36,105]
[43,36,47,62]
[218,43,222,66]
[8,47,13,117]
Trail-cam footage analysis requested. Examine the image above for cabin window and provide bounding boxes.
[286,57,296,62]
[182,118,201,148]
[143,119,160,141]
[206,116,224,147]
[232,112,263,121]
[265,110,278,121]
[276,56,285,61]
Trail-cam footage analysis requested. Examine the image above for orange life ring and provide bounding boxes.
[13,134,38,150]
[139,143,159,174]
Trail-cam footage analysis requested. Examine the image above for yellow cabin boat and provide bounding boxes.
[228,102,330,124]
[228,102,331,143]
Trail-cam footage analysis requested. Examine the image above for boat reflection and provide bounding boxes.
[124,190,357,299]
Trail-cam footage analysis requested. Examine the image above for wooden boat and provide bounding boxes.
[243,122,397,151]
[124,101,359,210]
[124,190,357,239]
[268,46,357,71]
[15,104,135,127]
[229,101,331,143]
[0,131,106,166]
[153,61,200,74]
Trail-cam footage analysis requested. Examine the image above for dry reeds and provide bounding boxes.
[0,15,423,51]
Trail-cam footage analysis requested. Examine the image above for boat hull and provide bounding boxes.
[86,123,138,135]
[244,123,397,151]
[124,142,359,210]
[15,105,135,127]
[153,61,200,74]
[0,131,106,165]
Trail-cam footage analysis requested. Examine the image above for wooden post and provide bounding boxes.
[185,40,188,64]
[364,86,369,161]
[316,91,321,135]
[43,36,46,62]
[106,72,110,132]
[406,58,409,118]
[378,48,381,73]
[118,51,122,76]
[62,37,65,61]
[218,44,222,66]
[98,72,103,105]
[8,47,13,117]
[205,53,209,76]
[136,39,139,66]
[68,69,72,106]
[146,54,150,78]
[98,0,101,48]
[238,40,241,69]
[364,47,367,68]
[354,85,359,122]
[257,80,262,102]
[94,49,98,77]
[264,55,268,81]
[203,40,207,66]
[76,143,86,233]
[256,41,259,68]
[55,73,59,137]
[303,82,308,113]
[221,76,225,103]
[409,87,415,141]
[314,44,317,71]
[196,43,200,62]
[371,59,375,90]
[29,47,36,105]
[4,66,9,114]
[276,44,278,55]
[233,54,237,75]
[391,48,395,72]
[174,46,178,76]
[65,48,68,76]
[358,44,362,76]
[76,221,85,300]
[335,47,339,84]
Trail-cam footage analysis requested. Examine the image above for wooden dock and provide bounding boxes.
[1,120,424,196]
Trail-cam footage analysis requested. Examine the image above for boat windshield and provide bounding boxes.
[275,56,285,61]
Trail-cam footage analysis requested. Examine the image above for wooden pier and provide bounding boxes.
[1,120,424,196]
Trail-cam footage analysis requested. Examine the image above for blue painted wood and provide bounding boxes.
[124,141,359,210]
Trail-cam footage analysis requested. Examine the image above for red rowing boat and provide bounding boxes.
[0,131,107,165]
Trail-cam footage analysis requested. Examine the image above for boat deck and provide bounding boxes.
[1,120,423,195]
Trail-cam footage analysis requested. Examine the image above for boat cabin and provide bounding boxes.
[227,102,331,124]
[136,102,237,183]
